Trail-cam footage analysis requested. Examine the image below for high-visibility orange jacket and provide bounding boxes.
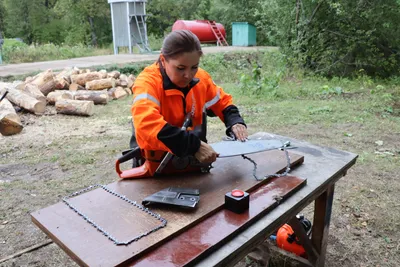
[131,60,245,158]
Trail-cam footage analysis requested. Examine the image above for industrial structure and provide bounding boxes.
[108,0,150,54]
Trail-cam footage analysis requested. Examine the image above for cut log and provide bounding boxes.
[69,83,85,91]
[17,84,46,104]
[128,74,136,83]
[73,90,109,105]
[118,74,130,88]
[70,72,105,86]
[0,87,46,115]
[55,67,74,89]
[112,86,128,99]
[119,74,128,81]
[107,71,120,79]
[47,90,74,105]
[55,77,69,89]
[30,69,56,96]
[98,70,108,78]
[128,74,136,89]
[108,88,117,100]
[0,98,23,136]
[40,79,57,96]
[55,99,94,116]
[123,87,133,95]
[85,78,115,90]
[72,67,80,75]
[117,80,128,87]
[30,71,49,85]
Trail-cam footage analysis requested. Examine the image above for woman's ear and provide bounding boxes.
[160,54,165,65]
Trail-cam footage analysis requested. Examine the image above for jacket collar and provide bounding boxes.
[157,59,200,94]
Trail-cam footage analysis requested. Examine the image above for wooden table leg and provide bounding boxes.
[288,216,319,265]
[312,184,335,267]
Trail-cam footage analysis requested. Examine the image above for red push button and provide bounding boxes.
[231,189,244,197]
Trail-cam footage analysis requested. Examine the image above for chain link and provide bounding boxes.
[241,148,291,181]
[62,184,167,246]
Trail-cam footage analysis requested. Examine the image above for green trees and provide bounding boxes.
[147,0,211,37]
[54,0,111,46]
[1,0,111,46]
[0,0,5,33]
[256,0,400,77]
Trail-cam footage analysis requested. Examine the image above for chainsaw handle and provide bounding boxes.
[117,147,141,164]
[116,147,142,176]
[115,159,149,178]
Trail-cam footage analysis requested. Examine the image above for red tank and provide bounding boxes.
[172,20,226,43]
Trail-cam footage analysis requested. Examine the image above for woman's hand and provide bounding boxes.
[231,124,248,142]
[195,141,219,163]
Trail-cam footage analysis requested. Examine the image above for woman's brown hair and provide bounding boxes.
[161,30,203,60]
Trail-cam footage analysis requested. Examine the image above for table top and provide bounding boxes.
[31,132,358,267]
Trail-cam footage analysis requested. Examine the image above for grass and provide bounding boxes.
[1,34,165,64]
[1,50,399,266]
[1,39,113,64]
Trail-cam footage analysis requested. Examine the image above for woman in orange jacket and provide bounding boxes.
[129,30,247,175]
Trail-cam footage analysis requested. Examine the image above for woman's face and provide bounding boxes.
[162,51,201,88]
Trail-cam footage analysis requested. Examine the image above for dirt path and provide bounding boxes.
[0,46,274,77]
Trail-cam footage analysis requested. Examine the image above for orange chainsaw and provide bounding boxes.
[276,214,312,258]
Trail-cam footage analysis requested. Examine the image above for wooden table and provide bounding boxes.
[32,132,357,267]
[128,132,358,267]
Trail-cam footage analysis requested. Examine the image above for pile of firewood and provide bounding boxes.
[0,67,135,136]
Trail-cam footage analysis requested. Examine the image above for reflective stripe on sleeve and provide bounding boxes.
[204,88,221,110]
[133,93,160,106]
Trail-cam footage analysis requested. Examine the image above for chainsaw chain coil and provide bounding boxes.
[62,184,167,246]
[242,145,291,181]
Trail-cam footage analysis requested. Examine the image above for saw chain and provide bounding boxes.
[62,184,167,245]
